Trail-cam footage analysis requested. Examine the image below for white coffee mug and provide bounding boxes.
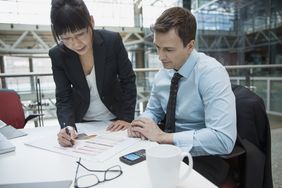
[146,144,193,188]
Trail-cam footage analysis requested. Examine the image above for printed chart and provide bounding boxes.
[25,133,139,162]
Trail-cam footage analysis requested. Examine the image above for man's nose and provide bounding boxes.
[158,50,166,61]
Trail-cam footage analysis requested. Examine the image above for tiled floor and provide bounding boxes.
[270,115,282,188]
[272,128,282,188]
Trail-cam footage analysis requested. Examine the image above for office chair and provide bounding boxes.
[157,85,273,188]
[221,85,273,188]
[0,89,41,129]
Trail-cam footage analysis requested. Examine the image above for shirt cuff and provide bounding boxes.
[138,112,158,123]
[173,130,195,153]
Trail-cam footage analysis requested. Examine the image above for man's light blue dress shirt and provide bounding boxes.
[141,49,237,156]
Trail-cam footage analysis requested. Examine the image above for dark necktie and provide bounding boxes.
[165,72,183,133]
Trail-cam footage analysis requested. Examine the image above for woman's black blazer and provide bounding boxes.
[49,29,137,128]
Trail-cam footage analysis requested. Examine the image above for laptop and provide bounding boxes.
[0,120,27,139]
[0,132,15,154]
[0,180,72,188]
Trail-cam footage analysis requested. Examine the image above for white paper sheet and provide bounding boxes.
[76,121,110,135]
[25,121,140,162]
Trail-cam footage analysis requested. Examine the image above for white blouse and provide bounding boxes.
[83,66,116,121]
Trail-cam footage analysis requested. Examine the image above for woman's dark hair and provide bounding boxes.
[50,0,92,44]
[150,7,197,47]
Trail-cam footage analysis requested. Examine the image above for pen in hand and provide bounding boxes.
[65,127,74,146]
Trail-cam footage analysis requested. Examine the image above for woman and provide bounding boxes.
[49,0,137,147]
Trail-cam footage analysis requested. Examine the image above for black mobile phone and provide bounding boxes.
[119,149,146,165]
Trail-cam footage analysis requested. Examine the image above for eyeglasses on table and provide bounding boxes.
[74,158,123,188]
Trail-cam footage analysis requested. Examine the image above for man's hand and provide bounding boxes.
[128,117,173,144]
[57,126,77,147]
[106,120,130,132]
[127,121,144,139]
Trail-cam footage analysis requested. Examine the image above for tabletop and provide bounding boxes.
[0,124,217,188]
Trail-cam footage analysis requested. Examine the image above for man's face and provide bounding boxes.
[153,29,194,70]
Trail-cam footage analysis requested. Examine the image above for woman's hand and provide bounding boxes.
[57,126,77,147]
[106,120,130,132]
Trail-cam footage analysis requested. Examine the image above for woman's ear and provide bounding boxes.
[90,15,95,28]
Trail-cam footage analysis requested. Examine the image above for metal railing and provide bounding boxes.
[1,64,282,126]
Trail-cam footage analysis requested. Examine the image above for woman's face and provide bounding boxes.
[60,27,93,56]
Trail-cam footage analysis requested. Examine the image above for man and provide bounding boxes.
[128,7,237,186]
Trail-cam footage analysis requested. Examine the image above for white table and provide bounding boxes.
[0,125,217,188]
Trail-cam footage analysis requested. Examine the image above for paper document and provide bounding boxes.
[76,121,109,134]
[25,121,139,162]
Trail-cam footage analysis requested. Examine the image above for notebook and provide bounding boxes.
[0,132,15,154]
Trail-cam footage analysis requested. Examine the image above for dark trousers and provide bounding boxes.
[183,155,230,186]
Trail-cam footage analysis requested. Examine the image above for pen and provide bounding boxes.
[65,126,74,146]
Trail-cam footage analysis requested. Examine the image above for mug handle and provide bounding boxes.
[179,152,193,183]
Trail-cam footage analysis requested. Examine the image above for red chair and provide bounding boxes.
[0,89,40,129]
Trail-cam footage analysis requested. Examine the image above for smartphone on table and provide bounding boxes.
[119,149,146,165]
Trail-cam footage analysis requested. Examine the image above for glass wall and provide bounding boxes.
[3,56,54,94]
[144,0,282,115]
[192,0,282,114]
[193,0,282,68]
[1,0,281,116]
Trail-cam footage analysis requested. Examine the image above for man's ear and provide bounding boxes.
[90,15,95,28]
[185,40,195,52]
[187,40,195,49]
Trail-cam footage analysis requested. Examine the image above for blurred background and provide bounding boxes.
[0,1,281,187]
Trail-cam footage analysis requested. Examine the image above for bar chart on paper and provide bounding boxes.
[25,132,139,162]
[77,134,125,155]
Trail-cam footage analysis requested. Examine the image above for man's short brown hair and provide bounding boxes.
[151,7,197,47]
